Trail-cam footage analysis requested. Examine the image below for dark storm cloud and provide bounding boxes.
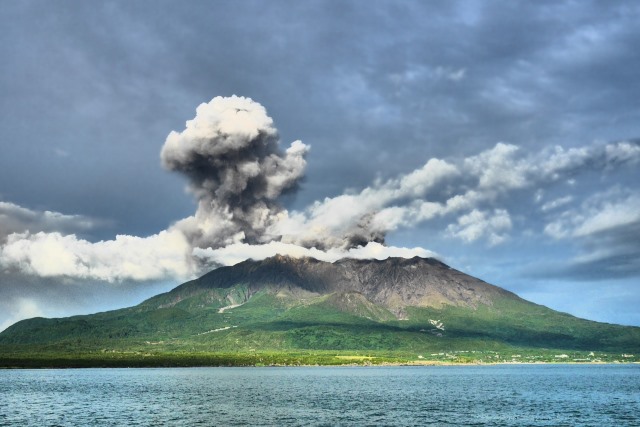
[2,1,639,220]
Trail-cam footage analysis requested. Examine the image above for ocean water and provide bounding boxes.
[1,365,638,426]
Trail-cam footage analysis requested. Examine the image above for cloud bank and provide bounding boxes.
[1,96,639,282]
[193,241,436,268]
[1,230,191,282]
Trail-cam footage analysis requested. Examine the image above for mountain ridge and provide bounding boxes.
[145,255,520,316]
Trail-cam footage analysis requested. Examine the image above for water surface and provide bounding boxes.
[1,365,638,426]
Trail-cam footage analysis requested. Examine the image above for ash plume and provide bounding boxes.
[161,96,309,249]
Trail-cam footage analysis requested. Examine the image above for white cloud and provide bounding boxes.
[0,229,193,282]
[536,145,591,179]
[544,190,640,239]
[161,95,277,164]
[193,241,437,267]
[543,218,570,239]
[540,196,573,212]
[541,188,640,279]
[605,140,640,167]
[464,143,529,191]
[536,141,640,180]
[447,209,513,246]
[574,195,640,237]
[271,157,459,248]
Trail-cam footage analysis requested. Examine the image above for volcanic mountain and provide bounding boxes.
[1,255,639,365]
[148,255,511,315]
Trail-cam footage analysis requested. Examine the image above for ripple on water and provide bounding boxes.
[0,365,639,426]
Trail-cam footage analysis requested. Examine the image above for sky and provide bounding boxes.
[1,0,639,330]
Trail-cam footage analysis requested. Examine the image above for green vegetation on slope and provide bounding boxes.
[1,284,639,368]
[2,256,639,368]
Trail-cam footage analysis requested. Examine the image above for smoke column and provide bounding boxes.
[161,95,309,249]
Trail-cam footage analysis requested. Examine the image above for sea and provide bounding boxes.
[1,365,638,426]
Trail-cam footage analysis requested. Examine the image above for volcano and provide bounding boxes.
[1,255,638,366]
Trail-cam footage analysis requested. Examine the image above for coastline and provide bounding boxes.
[1,351,638,369]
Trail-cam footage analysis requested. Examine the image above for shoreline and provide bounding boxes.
[2,346,637,369]
[1,358,638,369]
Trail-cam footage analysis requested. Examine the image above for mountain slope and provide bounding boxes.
[1,256,639,364]
[143,255,516,314]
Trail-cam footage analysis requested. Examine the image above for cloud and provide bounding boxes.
[605,140,640,167]
[0,230,192,282]
[540,196,573,213]
[446,209,512,246]
[573,195,640,238]
[271,157,459,249]
[544,189,640,239]
[1,96,638,283]
[542,188,640,279]
[273,139,640,251]
[538,141,640,178]
[464,143,529,192]
[462,140,640,195]
[193,241,436,267]
[0,201,100,242]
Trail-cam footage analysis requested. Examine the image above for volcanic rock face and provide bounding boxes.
[151,255,518,315]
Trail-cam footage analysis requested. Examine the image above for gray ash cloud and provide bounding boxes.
[160,95,309,249]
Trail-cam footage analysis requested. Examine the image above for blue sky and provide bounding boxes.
[1,0,639,329]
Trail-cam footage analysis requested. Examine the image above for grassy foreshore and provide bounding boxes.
[1,347,636,369]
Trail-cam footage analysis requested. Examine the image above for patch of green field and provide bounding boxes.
[1,345,636,369]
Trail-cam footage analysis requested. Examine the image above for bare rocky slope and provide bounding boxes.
[146,255,519,316]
